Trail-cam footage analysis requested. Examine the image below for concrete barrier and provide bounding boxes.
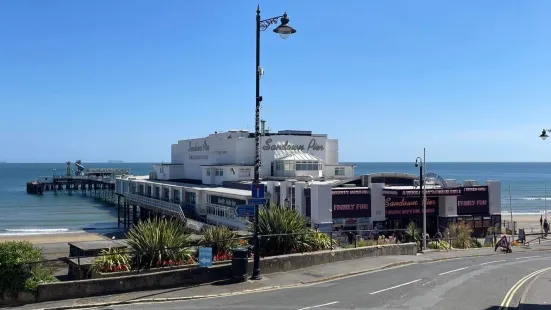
[24,243,416,304]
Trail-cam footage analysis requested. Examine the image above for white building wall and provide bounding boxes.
[325,139,338,164]
[487,180,502,214]
[310,183,332,225]
[440,179,458,217]
[370,183,386,221]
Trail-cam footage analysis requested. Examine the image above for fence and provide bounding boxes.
[8,227,501,282]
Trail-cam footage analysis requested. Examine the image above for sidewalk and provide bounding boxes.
[22,244,551,310]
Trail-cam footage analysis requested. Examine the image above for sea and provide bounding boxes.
[1,162,551,236]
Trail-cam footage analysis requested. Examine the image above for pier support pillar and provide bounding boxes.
[132,205,137,227]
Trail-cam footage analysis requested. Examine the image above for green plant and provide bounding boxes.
[470,238,482,248]
[24,266,58,293]
[0,241,56,298]
[250,204,318,256]
[304,229,336,251]
[200,226,242,255]
[405,222,421,244]
[90,247,132,274]
[427,240,451,250]
[445,221,474,249]
[126,218,194,268]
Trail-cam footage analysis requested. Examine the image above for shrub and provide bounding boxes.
[304,229,336,251]
[427,240,451,250]
[405,222,421,244]
[249,205,335,256]
[90,247,132,274]
[126,218,194,268]
[445,221,473,249]
[0,241,57,298]
[470,238,482,248]
[200,226,242,255]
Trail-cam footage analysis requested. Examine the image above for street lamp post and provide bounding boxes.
[252,6,297,281]
[415,156,426,251]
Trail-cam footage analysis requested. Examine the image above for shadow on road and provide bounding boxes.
[485,305,551,309]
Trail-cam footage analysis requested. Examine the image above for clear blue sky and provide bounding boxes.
[1,0,551,163]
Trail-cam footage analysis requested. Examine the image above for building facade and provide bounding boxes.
[150,128,355,185]
[115,128,501,236]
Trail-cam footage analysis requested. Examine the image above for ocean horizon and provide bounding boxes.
[2,162,551,236]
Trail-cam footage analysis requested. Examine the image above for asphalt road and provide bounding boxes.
[92,252,551,310]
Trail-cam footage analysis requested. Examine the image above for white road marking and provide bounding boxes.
[438,266,469,276]
[369,279,422,295]
[297,301,339,310]
[515,256,542,260]
[480,260,507,266]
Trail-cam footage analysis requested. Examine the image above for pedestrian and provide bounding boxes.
[434,230,443,241]
[540,215,543,228]
[544,219,549,237]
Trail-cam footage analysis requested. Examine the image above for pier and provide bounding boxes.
[26,161,131,206]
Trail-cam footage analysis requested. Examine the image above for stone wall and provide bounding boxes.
[28,243,416,304]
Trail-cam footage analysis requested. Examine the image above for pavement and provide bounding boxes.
[9,240,551,310]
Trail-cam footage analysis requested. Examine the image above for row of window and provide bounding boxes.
[190,155,208,160]
[335,167,346,176]
[206,168,224,176]
[275,161,322,171]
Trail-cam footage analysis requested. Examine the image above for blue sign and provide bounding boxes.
[235,205,255,217]
[249,198,267,205]
[198,247,212,267]
[251,184,265,199]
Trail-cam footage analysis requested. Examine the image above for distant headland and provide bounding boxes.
[107,160,124,164]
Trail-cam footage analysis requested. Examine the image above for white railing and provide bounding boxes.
[53,175,116,183]
[125,193,207,231]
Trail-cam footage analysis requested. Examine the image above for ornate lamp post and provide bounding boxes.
[252,6,297,281]
[415,154,427,251]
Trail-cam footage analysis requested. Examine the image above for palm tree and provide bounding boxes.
[249,204,334,256]
[126,218,194,268]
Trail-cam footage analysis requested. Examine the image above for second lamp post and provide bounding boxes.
[252,6,297,281]
[415,151,427,251]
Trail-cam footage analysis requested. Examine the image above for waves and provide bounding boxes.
[0,225,121,236]
[0,228,81,236]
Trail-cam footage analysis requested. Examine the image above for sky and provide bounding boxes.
[1,0,551,163]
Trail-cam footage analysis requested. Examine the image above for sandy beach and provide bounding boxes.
[0,231,118,261]
[508,214,550,233]
[0,231,107,245]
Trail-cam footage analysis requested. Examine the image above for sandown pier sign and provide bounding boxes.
[188,141,210,152]
[262,138,325,152]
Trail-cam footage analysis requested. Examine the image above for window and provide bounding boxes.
[215,168,224,176]
[185,191,196,204]
[206,169,211,176]
[335,167,345,176]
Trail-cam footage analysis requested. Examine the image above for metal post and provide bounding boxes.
[509,185,514,242]
[545,181,548,221]
[419,163,424,243]
[251,5,262,281]
[422,148,427,251]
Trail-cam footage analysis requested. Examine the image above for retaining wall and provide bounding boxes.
[5,243,416,304]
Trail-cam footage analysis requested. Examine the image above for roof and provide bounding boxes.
[202,187,251,197]
[277,153,321,161]
[272,141,321,161]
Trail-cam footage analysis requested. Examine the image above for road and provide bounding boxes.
[89,251,551,310]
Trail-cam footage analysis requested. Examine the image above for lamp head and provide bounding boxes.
[273,12,296,39]
[540,129,549,140]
